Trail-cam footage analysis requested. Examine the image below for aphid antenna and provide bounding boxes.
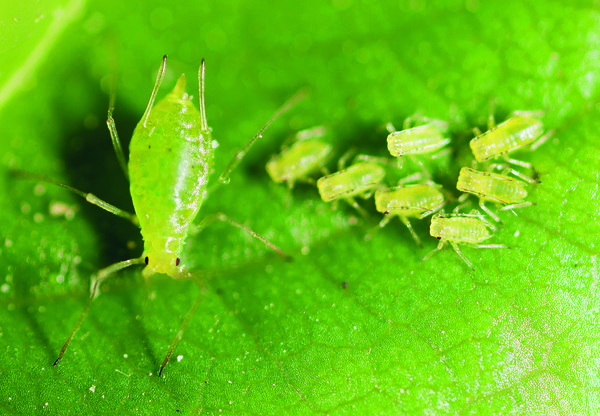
[213,88,308,192]
[106,71,129,180]
[198,59,208,131]
[141,55,168,128]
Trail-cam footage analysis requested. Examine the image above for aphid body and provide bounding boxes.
[130,74,213,278]
[387,122,450,158]
[317,162,386,218]
[317,162,385,202]
[470,115,543,162]
[372,184,445,246]
[422,212,508,270]
[456,167,531,222]
[266,126,332,188]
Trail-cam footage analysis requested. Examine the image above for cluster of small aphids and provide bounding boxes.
[266,114,553,270]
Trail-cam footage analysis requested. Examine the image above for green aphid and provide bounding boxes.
[470,113,553,183]
[266,126,333,188]
[21,56,302,375]
[317,161,386,218]
[421,211,509,271]
[370,183,446,247]
[456,167,534,222]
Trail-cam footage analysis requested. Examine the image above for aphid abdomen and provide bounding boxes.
[470,115,543,162]
[375,185,444,217]
[387,124,448,156]
[430,216,491,244]
[317,162,385,202]
[129,76,214,275]
[457,168,527,204]
[266,140,332,184]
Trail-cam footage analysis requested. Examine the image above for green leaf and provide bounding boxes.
[1,1,599,414]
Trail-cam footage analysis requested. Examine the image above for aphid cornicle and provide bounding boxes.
[23,56,303,376]
[370,183,446,247]
[456,167,533,222]
[266,126,332,188]
[421,211,509,270]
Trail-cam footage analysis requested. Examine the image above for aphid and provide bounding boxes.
[456,167,534,222]
[470,114,553,182]
[317,161,386,218]
[266,125,332,188]
[369,183,446,246]
[386,118,450,176]
[421,211,509,270]
[18,56,303,376]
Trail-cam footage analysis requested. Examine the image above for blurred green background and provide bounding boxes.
[1,0,599,414]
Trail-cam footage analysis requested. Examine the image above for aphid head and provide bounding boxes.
[142,253,184,279]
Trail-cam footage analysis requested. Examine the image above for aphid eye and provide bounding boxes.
[144,256,149,265]
[176,257,181,266]
[436,237,442,240]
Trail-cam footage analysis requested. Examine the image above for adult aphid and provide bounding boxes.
[421,210,509,270]
[17,56,303,376]
[456,167,534,222]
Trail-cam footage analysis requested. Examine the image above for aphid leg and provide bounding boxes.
[398,172,424,185]
[500,201,535,212]
[408,154,432,181]
[365,212,392,241]
[421,240,445,263]
[11,170,138,225]
[354,154,391,165]
[386,122,397,133]
[495,165,537,184]
[530,129,555,151]
[158,285,205,377]
[194,212,290,260]
[472,127,482,137]
[396,156,405,170]
[450,241,474,271]
[418,200,446,220]
[141,55,168,128]
[215,89,307,189]
[53,257,145,366]
[399,216,423,247]
[487,100,496,130]
[471,244,510,249]
[337,147,357,171]
[343,197,370,219]
[430,147,452,160]
[453,194,471,213]
[479,200,501,223]
[503,156,532,170]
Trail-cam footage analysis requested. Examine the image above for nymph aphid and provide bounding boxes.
[369,183,446,246]
[470,113,553,182]
[18,56,303,376]
[386,117,450,177]
[266,125,332,188]
[421,211,509,270]
[317,157,386,219]
[456,167,534,222]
